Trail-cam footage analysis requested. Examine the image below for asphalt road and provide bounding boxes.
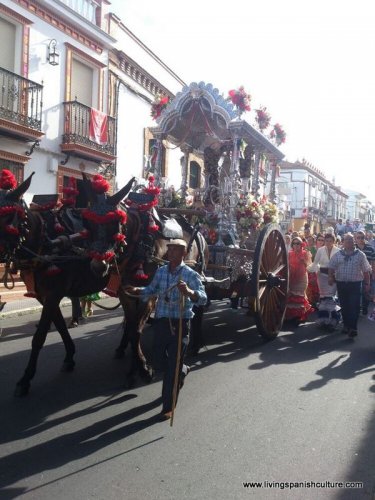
[0,301,374,500]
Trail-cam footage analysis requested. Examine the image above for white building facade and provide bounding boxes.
[278,160,348,233]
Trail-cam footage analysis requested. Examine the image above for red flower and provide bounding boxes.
[271,123,286,146]
[255,107,271,130]
[227,86,251,113]
[151,94,170,120]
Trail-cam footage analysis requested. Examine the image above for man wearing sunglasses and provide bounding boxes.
[354,230,375,315]
[328,234,372,337]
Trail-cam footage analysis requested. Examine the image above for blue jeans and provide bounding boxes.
[336,281,361,330]
[152,318,190,412]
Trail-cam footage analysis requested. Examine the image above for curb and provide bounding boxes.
[0,300,71,319]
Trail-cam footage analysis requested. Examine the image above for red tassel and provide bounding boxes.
[134,264,148,280]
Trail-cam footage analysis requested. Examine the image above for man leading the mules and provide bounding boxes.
[125,239,207,420]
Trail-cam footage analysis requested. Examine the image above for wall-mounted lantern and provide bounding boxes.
[47,39,59,66]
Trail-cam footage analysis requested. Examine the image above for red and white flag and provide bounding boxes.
[89,108,108,145]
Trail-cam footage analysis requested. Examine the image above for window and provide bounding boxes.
[0,159,23,183]
[71,58,94,107]
[0,17,16,72]
[189,161,201,189]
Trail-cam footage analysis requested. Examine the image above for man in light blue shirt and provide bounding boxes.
[126,239,207,419]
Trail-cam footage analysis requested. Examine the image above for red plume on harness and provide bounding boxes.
[0,169,17,190]
[91,174,110,194]
[61,177,79,206]
[144,175,160,233]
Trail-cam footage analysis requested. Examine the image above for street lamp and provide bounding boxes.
[47,39,60,66]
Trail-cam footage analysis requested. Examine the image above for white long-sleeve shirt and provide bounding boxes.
[308,245,340,273]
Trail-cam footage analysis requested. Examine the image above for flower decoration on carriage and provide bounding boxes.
[255,106,272,131]
[260,197,279,225]
[199,210,220,244]
[270,123,286,146]
[151,93,170,120]
[227,86,251,115]
[236,194,265,231]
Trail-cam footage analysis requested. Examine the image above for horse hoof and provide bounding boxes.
[14,384,30,397]
[114,349,125,359]
[61,361,75,372]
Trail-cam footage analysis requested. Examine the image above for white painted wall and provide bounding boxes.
[116,85,150,186]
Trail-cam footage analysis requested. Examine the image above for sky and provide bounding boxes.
[109,0,375,198]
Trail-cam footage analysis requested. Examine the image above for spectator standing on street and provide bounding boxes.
[285,237,314,324]
[353,218,365,232]
[354,230,375,315]
[328,233,371,338]
[343,219,354,235]
[335,219,345,237]
[366,230,375,251]
[125,239,207,420]
[308,233,341,330]
[306,235,319,307]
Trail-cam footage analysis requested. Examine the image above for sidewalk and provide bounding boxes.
[0,281,118,318]
[0,281,73,318]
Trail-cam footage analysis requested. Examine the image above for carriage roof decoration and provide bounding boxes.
[149,82,284,246]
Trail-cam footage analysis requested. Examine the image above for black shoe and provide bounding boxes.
[159,410,172,421]
[362,309,368,316]
[348,329,358,338]
[341,326,349,335]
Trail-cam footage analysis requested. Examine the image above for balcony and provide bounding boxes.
[0,67,43,141]
[61,100,116,163]
[59,0,99,25]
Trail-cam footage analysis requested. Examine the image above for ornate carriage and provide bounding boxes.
[148,82,289,338]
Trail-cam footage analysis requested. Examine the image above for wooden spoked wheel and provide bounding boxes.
[250,224,289,339]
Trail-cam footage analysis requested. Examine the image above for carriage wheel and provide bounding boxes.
[249,223,289,339]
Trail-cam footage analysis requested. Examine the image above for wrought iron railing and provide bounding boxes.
[62,100,116,156]
[0,67,43,131]
[59,0,99,24]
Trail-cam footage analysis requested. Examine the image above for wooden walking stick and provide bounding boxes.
[170,287,185,427]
